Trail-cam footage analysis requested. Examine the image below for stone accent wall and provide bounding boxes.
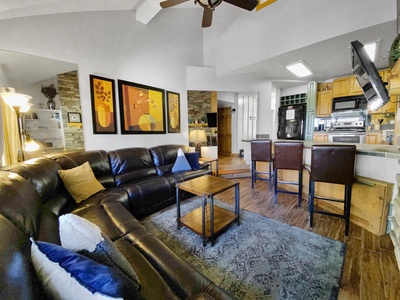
[390,174,400,270]
[57,71,85,151]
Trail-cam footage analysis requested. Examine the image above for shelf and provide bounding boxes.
[189,123,208,127]
[280,93,307,107]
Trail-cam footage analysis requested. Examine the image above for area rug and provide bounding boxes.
[141,198,345,300]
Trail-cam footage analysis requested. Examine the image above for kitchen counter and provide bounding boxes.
[242,138,400,158]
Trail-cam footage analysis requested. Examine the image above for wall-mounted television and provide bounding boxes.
[206,112,217,127]
[351,40,389,111]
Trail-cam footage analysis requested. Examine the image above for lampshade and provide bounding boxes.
[20,103,33,113]
[189,129,207,143]
[24,133,40,152]
[1,91,32,108]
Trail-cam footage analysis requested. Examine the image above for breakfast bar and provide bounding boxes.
[242,139,400,236]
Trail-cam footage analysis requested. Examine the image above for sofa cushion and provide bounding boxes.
[1,157,67,204]
[59,214,140,289]
[30,239,141,299]
[58,162,106,203]
[172,149,191,173]
[149,144,189,176]
[0,171,41,237]
[49,150,115,188]
[108,148,157,185]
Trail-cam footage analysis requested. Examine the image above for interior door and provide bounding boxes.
[218,107,232,156]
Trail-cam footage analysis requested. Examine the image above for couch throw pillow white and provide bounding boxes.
[59,214,140,290]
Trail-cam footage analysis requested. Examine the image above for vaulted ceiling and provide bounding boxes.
[0,0,398,89]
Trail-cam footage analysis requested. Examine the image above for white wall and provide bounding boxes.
[280,84,308,97]
[0,9,205,151]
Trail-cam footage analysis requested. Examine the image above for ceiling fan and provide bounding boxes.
[160,0,258,28]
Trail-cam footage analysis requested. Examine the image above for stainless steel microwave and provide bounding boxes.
[332,96,367,112]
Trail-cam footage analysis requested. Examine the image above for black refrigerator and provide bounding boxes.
[277,104,306,140]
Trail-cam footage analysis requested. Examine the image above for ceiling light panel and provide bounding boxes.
[285,61,313,77]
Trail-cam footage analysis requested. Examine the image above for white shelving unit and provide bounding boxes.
[25,109,66,150]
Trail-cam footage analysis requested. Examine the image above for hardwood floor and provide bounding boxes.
[215,155,400,300]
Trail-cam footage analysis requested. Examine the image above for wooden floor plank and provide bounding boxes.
[360,249,385,300]
[380,249,400,300]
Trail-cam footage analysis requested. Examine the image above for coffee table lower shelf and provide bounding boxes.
[179,205,238,245]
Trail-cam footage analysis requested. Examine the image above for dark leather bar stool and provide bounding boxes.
[251,139,273,189]
[308,145,356,237]
[273,141,304,206]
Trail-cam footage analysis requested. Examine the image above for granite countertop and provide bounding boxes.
[241,138,400,159]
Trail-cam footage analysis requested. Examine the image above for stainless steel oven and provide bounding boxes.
[328,131,365,143]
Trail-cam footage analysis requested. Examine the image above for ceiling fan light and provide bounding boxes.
[196,0,222,9]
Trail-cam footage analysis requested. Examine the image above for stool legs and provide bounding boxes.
[308,180,352,237]
[251,161,256,189]
[344,184,352,236]
[274,169,302,207]
[252,161,272,189]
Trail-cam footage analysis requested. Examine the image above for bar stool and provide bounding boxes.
[308,145,356,236]
[273,142,304,206]
[251,139,273,189]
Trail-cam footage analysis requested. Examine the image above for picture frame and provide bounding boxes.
[118,80,166,134]
[68,112,82,123]
[90,74,117,134]
[166,91,181,133]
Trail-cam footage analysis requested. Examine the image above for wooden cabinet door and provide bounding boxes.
[350,76,363,95]
[333,77,351,97]
[316,90,332,117]
[217,107,231,156]
[313,133,328,142]
[381,96,397,113]
[365,133,381,144]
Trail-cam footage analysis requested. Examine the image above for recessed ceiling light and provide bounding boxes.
[284,61,313,77]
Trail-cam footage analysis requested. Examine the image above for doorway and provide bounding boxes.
[218,106,232,156]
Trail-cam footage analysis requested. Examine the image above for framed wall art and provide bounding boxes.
[90,75,117,134]
[118,80,166,134]
[166,91,181,133]
[68,112,82,123]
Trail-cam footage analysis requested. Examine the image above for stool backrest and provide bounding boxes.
[274,142,304,170]
[251,139,272,162]
[311,145,356,185]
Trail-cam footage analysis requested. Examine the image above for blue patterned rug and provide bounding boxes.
[141,198,345,299]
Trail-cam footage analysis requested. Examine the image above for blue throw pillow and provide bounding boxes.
[59,214,141,290]
[185,152,201,170]
[30,239,141,299]
[172,148,192,172]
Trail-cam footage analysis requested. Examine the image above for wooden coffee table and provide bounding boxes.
[176,175,240,246]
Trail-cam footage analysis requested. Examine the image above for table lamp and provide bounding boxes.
[189,129,207,153]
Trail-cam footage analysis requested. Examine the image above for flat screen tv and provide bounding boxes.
[351,40,389,111]
[206,112,217,127]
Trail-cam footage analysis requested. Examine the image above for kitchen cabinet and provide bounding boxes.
[25,109,65,149]
[368,95,397,114]
[333,77,351,98]
[316,90,332,117]
[313,133,328,142]
[350,76,363,95]
[365,132,382,144]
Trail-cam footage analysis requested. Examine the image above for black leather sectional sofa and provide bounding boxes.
[0,144,235,299]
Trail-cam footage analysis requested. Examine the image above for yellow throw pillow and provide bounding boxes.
[58,161,105,203]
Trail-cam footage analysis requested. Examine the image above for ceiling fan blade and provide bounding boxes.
[223,0,258,11]
[202,8,213,28]
[160,0,189,9]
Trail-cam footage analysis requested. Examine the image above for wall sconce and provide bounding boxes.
[189,129,207,153]
[1,87,33,161]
